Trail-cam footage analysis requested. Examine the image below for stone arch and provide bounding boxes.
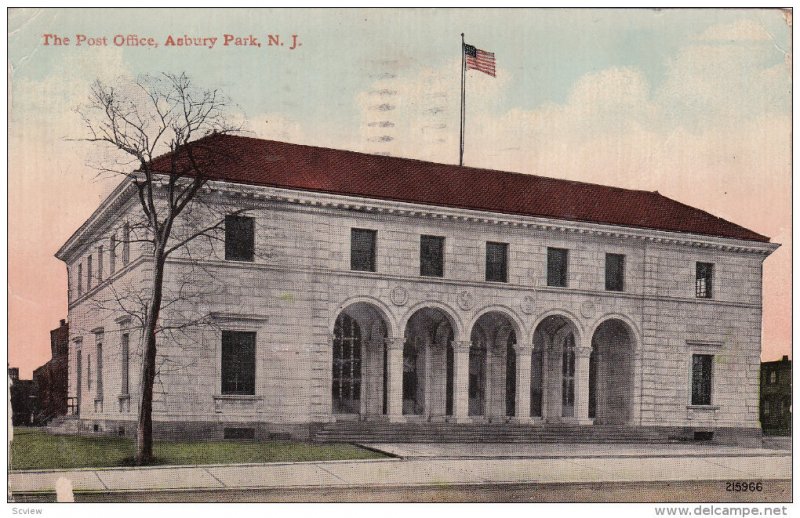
[331,299,394,417]
[531,312,583,420]
[531,309,584,345]
[468,309,522,418]
[399,300,464,341]
[468,305,526,346]
[588,313,640,350]
[402,305,459,417]
[331,296,397,339]
[589,317,636,425]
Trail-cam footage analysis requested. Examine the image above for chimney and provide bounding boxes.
[782,355,789,362]
[60,319,66,327]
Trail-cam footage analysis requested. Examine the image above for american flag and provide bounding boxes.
[464,43,496,77]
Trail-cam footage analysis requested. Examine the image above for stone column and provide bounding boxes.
[452,340,472,423]
[573,345,594,425]
[385,337,406,422]
[513,344,534,422]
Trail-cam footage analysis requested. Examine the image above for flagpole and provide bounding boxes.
[459,32,466,167]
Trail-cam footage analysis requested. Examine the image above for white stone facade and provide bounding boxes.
[58,177,778,441]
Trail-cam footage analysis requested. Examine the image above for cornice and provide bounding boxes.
[199,181,780,256]
[56,176,780,263]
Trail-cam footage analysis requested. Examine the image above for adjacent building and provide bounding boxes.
[760,356,791,433]
[32,319,70,423]
[55,134,779,444]
[9,367,37,426]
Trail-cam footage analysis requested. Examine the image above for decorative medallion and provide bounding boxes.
[580,300,596,318]
[457,290,474,311]
[520,294,536,315]
[390,286,408,306]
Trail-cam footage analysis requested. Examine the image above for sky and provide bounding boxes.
[8,8,792,377]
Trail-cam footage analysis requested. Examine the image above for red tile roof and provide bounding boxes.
[150,134,770,243]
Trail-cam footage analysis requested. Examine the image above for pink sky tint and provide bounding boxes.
[7,8,792,378]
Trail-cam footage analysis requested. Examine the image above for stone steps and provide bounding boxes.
[313,422,675,444]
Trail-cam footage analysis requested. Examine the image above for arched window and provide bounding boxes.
[333,314,362,414]
[562,333,575,417]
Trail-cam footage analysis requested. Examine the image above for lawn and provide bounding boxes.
[10,427,385,471]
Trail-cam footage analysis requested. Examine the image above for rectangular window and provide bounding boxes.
[605,253,625,291]
[77,263,83,296]
[225,215,255,261]
[696,262,713,298]
[485,242,508,282]
[87,354,92,390]
[120,333,129,396]
[420,235,445,277]
[110,235,116,274]
[87,255,93,289]
[350,228,377,272]
[122,223,130,265]
[97,246,104,282]
[96,342,103,399]
[221,331,256,395]
[547,247,569,287]
[691,354,713,406]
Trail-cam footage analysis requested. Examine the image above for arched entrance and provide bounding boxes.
[403,308,456,417]
[332,303,390,416]
[532,314,581,420]
[589,319,635,425]
[469,312,518,418]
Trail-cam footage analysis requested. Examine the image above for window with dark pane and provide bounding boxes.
[420,235,445,277]
[547,247,568,287]
[332,314,362,414]
[605,253,625,291]
[225,215,255,261]
[221,331,256,395]
[696,262,713,298]
[120,333,129,396]
[485,242,508,282]
[350,228,376,272]
[691,354,713,405]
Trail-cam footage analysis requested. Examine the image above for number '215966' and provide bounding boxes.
[725,481,763,492]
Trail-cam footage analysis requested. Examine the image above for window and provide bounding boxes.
[696,262,713,298]
[547,247,568,287]
[350,229,376,272]
[221,331,256,395]
[96,342,103,399]
[691,354,713,405]
[97,246,104,282]
[769,370,777,385]
[110,235,116,274]
[87,255,93,289]
[605,253,625,291]
[225,215,255,262]
[485,242,508,282]
[87,354,92,389]
[332,314,362,414]
[77,263,83,296]
[122,223,130,265]
[120,333,129,396]
[420,235,445,277]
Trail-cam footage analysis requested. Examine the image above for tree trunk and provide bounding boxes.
[136,245,167,465]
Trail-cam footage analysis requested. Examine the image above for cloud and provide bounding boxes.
[694,19,772,42]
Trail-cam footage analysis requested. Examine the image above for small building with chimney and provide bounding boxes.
[760,355,791,434]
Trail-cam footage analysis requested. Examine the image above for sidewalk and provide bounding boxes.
[9,443,791,499]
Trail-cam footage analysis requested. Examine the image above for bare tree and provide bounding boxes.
[77,72,241,464]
